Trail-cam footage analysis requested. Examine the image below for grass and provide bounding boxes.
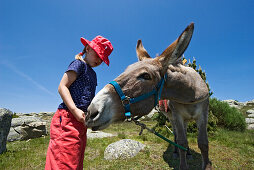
[0,136,48,170]
[0,121,254,170]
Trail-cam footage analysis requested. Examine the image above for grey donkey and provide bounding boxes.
[86,23,212,170]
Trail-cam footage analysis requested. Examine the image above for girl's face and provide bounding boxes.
[85,46,103,67]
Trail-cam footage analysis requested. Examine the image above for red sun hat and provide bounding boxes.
[80,35,113,66]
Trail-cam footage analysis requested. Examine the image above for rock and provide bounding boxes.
[246,109,254,115]
[238,102,247,106]
[138,109,157,121]
[7,116,47,142]
[247,124,254,130]
[87,129,116,139]
[37,112,55,116]
[248,114,254,118]
[223,99,243,109]
[104,139,145,160]
[246,99,254,106]
[16,113,36,117]
[147,109,157,118]
[245,118,254,124]
[11,116,42,127]
[7,126,23,141]
[19,122,47,140]
[223,99,238,105]
[0,108,13,154]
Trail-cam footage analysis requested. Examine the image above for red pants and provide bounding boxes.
[45,109,87,170]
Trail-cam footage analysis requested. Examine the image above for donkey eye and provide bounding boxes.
[138,73,151,80]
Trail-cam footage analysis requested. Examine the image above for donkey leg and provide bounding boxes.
[173,129,179,158]
[184,122,193,160]
[173,114,189,170]
[163,103,179,158]
[170,120,179,158]
[197,103,212,170]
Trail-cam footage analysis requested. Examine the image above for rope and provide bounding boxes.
[131,118,187,151]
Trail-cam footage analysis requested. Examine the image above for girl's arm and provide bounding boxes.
[58,71,85,123]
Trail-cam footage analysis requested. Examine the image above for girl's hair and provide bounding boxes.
[75,47,86,61]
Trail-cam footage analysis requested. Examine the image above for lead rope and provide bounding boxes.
[131,117,187,151]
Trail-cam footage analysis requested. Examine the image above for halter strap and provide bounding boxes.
[109,73,167,118]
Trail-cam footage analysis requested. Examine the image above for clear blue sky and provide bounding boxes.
[1,0,253,113]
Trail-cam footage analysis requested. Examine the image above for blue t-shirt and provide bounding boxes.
[58,59,97,112]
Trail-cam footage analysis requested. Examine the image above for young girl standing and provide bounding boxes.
[45,36,113,170]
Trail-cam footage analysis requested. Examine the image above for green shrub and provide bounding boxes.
[207,111,218,132]
[209,98,246,131]
[152,110,217,134]
[186,121,198,133]
[152,119,173,138]
[152,111,168,126]
[186,111,217,133]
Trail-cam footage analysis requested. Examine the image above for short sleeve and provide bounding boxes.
[66,60,86,76]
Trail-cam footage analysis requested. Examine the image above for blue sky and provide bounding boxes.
[1,0,253,113]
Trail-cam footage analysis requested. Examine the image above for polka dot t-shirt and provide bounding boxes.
[58,59,97,112]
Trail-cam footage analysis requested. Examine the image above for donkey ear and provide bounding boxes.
[136,40,151,61]
[157,23,194,68]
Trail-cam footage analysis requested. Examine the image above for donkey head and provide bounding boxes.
[86,23,194,130]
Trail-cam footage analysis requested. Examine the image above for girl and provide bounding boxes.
[45,35,113,170]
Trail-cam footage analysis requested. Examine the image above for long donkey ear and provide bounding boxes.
[136,40,151,61]
[157,23,194,69]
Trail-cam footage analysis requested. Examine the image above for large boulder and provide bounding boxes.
[223,99,245,109]
[0,108,13,154]
[19,121,47,140]
[7,126,23,141]
[245,118,254,124]
[246,109,254,115]
[16,112,54,118]
[11,116,42,127]
[104,139,145,160]
[247,124,254,130]
[246,99,254,106]
[7,116,47,142]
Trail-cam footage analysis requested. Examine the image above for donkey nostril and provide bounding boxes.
[87,103,100,122]
[90,111,99,120]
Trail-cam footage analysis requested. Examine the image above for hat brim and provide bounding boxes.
[80,37,90,47]
[80,37,109,66]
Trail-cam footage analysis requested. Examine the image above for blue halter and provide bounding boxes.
[109,73,167,118]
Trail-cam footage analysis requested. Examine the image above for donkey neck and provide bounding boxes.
[160,64,209,104]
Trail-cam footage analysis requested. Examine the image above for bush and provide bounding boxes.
[186,111,218,133]
[207,111,218,132]
[152,110,218,134]
[209,98,246,131]
[152,111,168,126]
[152,117,173,139]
